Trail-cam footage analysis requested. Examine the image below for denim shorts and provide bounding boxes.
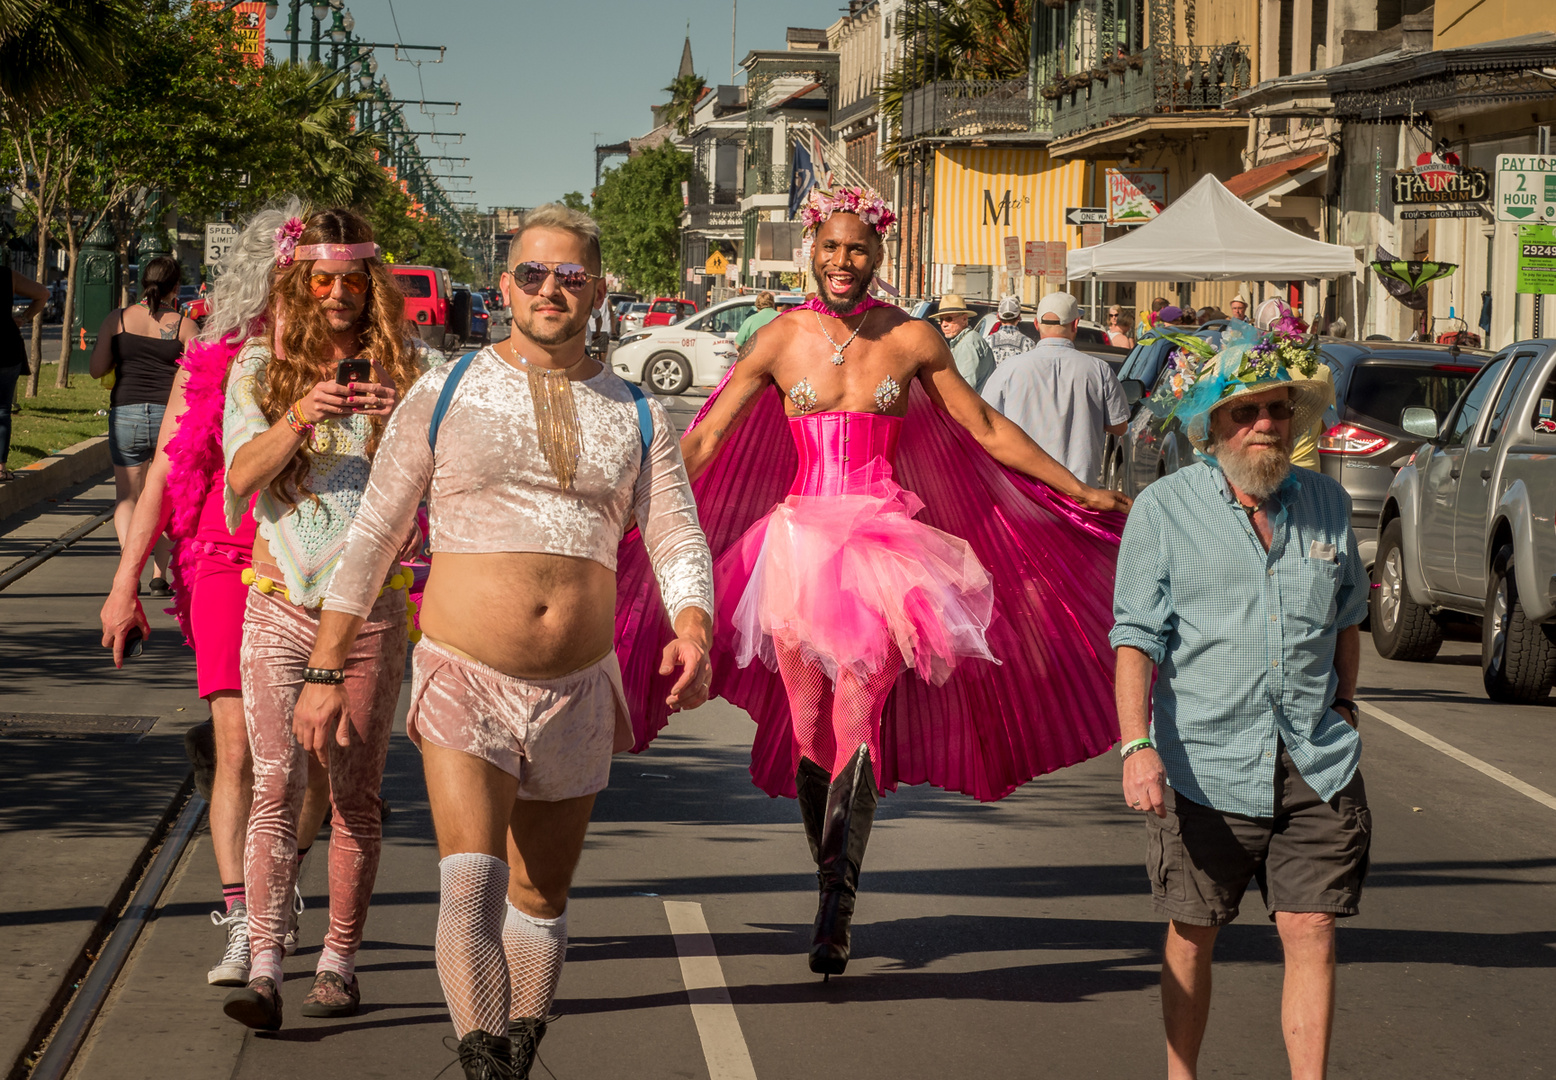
[108,403,166,466]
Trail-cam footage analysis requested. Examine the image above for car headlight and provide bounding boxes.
[619,331,651,347]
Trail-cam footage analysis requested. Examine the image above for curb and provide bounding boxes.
[0,436,111,522]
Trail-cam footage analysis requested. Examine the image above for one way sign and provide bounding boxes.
[1065,207,1108,226]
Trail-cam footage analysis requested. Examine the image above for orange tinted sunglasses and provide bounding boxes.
[309,271,371,298]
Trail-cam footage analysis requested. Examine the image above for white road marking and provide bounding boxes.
[663,900,759,1080]
[1359,699,1556,812]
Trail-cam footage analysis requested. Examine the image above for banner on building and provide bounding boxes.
[932,147,1084,265]
[788,141,817,220]
[1105,169,1167,225]
[200,1,267,66]
[1392,150,1489,206]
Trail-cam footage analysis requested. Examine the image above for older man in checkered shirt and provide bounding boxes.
[1110,331,1366,1080]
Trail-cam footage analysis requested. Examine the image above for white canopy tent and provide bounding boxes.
[1066,174,1356,282]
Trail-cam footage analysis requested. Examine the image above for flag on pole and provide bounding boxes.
[788,140,817,220]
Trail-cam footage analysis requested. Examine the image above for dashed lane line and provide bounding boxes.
[663,901,759,1080]
[1359,699,1556,812]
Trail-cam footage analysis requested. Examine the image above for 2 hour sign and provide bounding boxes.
[1495,155,1556,222]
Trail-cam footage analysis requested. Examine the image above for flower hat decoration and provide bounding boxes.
[273,217,306,267]
[799,185,898,238]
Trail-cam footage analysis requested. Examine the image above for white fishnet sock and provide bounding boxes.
[504,901,567,1021]
[436,852,510,1038]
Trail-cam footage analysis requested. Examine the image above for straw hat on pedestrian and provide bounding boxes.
[928,294,976,320]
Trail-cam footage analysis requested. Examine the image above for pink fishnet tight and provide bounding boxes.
[775,638,901,782]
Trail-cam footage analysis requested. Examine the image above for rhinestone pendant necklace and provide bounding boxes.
[813,308,868,365]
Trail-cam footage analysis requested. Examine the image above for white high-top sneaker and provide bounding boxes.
[208,903,252,986]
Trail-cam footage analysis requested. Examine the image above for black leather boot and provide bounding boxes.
[507,1017,547,1079]
[796,756,831,867]
[451,1030,514,1079]
[809,746,877,977]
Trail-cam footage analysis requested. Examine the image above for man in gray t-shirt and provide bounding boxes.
[980,291,1129,486]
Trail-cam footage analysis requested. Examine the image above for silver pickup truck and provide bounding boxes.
[1373,338,1556,702]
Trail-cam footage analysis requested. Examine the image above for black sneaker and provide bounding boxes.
[184,718,216,801]
[507,1017,548,1079]
[223,975,282,1031]
[148,577,173,598]
[444,1031,513,1079]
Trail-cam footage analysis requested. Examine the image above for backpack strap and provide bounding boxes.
[622,379,653,467]
[427,350,480,455]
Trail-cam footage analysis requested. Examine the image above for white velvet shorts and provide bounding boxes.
[407,638,632,801]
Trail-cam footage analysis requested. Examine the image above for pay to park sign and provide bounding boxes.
[1496,155,1556,222]
[1515,223,1556,294]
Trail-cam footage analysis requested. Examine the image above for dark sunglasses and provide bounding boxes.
[510,261,599,293]
[1226,400,1296,424]
[309,271,371,298]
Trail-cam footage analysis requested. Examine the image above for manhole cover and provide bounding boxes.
[0,713,158,741]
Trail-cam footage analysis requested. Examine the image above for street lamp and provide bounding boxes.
[329,10,346,43]
[264,0,278,18]
[310,1,328,23]
[365,53,377,75]
[341,10,354,33]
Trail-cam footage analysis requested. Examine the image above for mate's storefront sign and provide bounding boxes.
[1516,223,1556,295]
[932,148,1083,265]
[1391,150,1489,205]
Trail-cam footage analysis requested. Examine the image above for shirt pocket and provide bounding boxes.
[1282,556,1342,630]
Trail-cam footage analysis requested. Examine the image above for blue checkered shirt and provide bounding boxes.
[1109,462,1368,817]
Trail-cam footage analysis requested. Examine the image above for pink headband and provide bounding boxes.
[294,241,380,262]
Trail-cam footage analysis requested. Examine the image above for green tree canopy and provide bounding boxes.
[0,0,133,117]
[560,191,589,212]
[661,73,706,137]
[592,142,690,298]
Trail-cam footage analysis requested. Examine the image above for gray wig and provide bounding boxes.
[198,196,307,345]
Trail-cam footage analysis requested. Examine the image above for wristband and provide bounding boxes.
[302,667,345,685]
[285,402,314,435]
[1331,698,1358,718]
[1119,736,1152,760]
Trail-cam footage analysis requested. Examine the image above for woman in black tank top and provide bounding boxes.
[2,267,48,481]
[88,255,197,594]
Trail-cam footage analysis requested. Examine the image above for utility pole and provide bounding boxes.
[731,0,737,84]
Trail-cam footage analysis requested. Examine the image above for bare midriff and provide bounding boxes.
[418,551,616,680]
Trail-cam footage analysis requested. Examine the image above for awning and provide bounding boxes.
[1223,151,1327,205]
[931,146,1084,264]
[1066,173,1357,281]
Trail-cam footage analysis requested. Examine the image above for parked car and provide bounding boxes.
[643,297,698,328]
[614,293,805,394]
[605,292,640,337]
[179,283,210,324]
[467,291,490,345]
[391,265,468,351]
[1374,339,1556,702]
[1109,326,1224,496]
[619,302,651,336]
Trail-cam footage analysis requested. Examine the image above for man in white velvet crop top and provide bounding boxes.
[294,204,714,1079]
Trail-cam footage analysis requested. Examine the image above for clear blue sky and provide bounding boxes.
[340,0,849,210]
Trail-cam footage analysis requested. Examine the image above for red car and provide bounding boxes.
[642,297,698,328]
[391,264,463,351]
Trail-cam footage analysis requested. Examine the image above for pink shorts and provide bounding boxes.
[187,555,249,698]
[406,639,632,801]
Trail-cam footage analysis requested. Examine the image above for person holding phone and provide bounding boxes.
[219,207,441,1031]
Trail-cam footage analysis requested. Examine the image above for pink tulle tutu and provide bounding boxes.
[720,451,994,687]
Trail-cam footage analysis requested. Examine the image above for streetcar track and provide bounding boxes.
[0,508,114,592]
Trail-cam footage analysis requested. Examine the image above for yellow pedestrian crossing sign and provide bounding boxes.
[704,251,728,276]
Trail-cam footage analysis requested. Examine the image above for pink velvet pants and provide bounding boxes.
[240,586,407,961]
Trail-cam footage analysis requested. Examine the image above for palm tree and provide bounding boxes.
[257,62,385,207]
[0,0,133,116]
[880,0,1033,164]
[661,73,706,137]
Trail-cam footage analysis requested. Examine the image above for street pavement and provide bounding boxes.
[2,396,1554,1079]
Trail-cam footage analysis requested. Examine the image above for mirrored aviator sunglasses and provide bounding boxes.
[1227,399,1296,424]
[309,271,371,298]
[511,261,595,293]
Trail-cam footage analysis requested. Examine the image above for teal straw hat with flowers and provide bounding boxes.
[1145,320,1335,453]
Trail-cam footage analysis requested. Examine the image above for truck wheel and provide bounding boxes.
[1371,519,1443,662]
[645,352,692,395]
[1481,544,1556,703]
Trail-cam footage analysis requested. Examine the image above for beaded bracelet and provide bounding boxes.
[285,402,314,435]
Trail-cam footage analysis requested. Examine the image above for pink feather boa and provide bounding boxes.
[163,333,252,641]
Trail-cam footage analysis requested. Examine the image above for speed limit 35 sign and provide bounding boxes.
[205,222,238,266]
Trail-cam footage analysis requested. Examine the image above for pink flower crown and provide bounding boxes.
[799,186,897,237]
[273,217,305,267]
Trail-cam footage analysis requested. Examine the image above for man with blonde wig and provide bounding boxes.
[295,203,714,1079]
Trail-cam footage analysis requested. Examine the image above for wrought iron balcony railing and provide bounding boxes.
[900,79,1047,141]
[1047,43,1251,140]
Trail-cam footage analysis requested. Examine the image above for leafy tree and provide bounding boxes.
[661,73,706,137]
[881,0,1031,163]
[0,0,133,116]
[365,178,471,279]
[560,191,588,212]
[249,62,385,208]
[592,142,691,298]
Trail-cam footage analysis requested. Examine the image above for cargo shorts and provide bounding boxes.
[1145,745,1371,926]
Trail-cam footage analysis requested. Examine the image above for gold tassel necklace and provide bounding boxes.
[509,345,586,489]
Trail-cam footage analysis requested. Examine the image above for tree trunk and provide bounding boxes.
[55,225,79,389]
[25,227,47,398]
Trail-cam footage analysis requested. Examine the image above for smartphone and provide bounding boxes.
[123,626,144,659]
[336,358,372,387]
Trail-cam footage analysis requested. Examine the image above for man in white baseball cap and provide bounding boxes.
[980,290,1130,487]
[987,294,1036,367]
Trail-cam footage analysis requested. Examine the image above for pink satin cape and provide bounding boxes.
[613,369,1126,802]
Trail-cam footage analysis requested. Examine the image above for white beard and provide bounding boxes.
[1216,435,1292,500]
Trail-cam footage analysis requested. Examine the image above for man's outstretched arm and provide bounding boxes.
[678,331,779,481]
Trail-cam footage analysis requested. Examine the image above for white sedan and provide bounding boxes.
[613,293,802,395]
